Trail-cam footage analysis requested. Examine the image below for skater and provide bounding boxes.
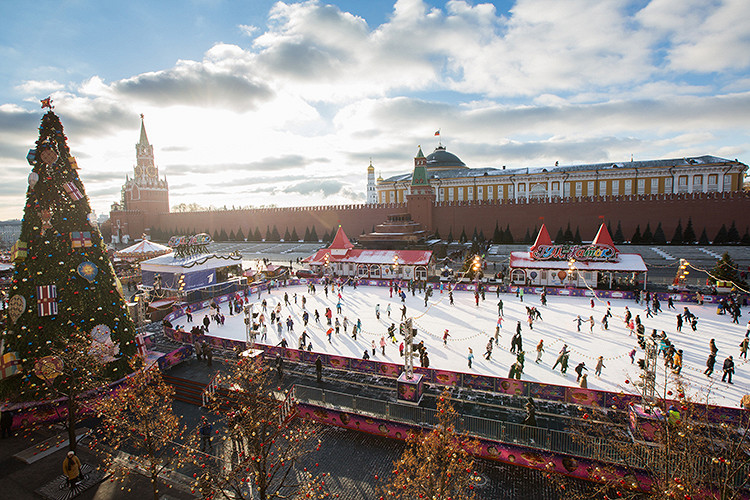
[588,316,595,333]
[399,341,404,357]
[467,347,474,368]
[380,336,386,355]
[371,339,376,356]
[579,373,588,388]
[673,349,683,374]
[535,339,545,363]
[705,352,716,376]
[710,338,718,357]
[387,303,392,318]
[484,339,493,361]
[574,315,583,332]
[443,329,450,346]
[449,290,454,305]
[722,356,735,384]
[560,352,570,374]
[740,337,749,359]
[552,344,568,370]
[676,314,683,332]
[375,304,380,319]
[595,356,605,377]
[362,350,370,360]
[495,316,503,344]
[575,362,587,382]
[629,348,636,364]
[497,299,504,317]
[667,296,675,310]
[401,304,407,320]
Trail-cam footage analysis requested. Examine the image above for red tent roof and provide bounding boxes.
[330,226,354,250]
[530,224,552,252]
[592,223,616,249]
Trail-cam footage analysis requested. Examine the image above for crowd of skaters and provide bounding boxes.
[170,272,749,405]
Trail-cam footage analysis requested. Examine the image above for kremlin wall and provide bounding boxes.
[110,118,750,245]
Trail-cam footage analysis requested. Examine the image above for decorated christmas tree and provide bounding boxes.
[1,101,137,397]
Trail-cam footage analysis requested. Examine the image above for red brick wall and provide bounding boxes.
[121,192,749,243]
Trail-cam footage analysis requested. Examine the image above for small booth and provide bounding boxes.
[304,226,434,281]
[509,224,647,289]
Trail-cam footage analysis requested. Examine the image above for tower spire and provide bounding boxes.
[139,113,150,146]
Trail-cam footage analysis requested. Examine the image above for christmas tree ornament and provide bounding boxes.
[68,156,79,169]
[0,351,22,380]
[8,294,26,323]
[33,355,63,384]
[36,284,58,316]
[63,181,83,201]
[26,149,37,165]
[70,231,93,248]
[77,261,98,282]
[39,148,58,165]
[11,239,28,262]
[89,324,120,363]
[28,172,39,189]
[39,209,53,235]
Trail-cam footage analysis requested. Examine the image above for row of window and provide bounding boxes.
[379,174,735,203]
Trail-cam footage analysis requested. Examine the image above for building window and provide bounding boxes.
[723,174,732,191]
[507,185,514,199]
[665,177,672,192]
[586,181,594,196]
[637,178,645,194]
[692,175,703,192]
[612,180,619,195]
[439,188,445,201]
[477,186,483,199]
[650,178,658,193]
[448,188,455,202]
[707,174,718,191]
[467,186,473,200]
[624,179,632,194]
[599,180,606,195]
[552,181,560,196]
[575,182,582,197]
[564,182,571,197]
[678,175,688,190]
[487,185,494,199]
[517,183,526,200]
[458,187,464,201]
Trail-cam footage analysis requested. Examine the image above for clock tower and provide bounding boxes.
[109,114,170,243]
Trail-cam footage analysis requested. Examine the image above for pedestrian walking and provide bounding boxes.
[63,451,82,489]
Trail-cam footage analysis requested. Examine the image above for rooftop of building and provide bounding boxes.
[380,151,745,184]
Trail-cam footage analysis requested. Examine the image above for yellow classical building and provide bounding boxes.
[375,145,747,204]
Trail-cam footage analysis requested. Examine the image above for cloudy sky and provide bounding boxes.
[1,0,749,221]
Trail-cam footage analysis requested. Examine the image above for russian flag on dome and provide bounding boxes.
[434,129,440,136]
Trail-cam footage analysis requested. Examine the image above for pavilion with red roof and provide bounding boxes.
[509,223,647,288]
[303,226,434,281]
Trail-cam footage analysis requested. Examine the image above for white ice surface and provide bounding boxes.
[176,285,749,409]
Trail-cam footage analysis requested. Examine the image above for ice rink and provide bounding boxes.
[176,283,749,408]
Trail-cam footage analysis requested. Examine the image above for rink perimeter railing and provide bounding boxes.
[293,384,750,492]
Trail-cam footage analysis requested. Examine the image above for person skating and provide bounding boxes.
[676,314,683,332]
[710,338,718,357]
[401,304,407,320]
[497,299,504,317]
[574,315,582,332]
[362,350,370,360]
[443,329,450,346]
[595,356,605,377]
[722,355,735,384]
[705,352,716,376]
[467,347,474,368]
[588,316,595,333]
[575,362,588,382]
[380,336,386,355]
[740,337,749,359]
[535,339,545,363]
[629,348,636,364]
[672,349,683,374]
[552,344,569,371]
[560,353,570,374]
[484,339,493,361]
[579,373,588,388]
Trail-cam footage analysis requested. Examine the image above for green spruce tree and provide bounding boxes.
[1,109,137,397]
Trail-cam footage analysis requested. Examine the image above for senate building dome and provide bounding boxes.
[424,145,467,170]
